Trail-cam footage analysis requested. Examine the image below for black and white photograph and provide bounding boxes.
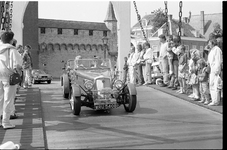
[0,0,223,149]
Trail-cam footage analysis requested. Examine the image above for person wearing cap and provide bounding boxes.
[0,31,22,129]
[158,34,169,87]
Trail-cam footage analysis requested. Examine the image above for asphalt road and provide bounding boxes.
[34,81,222,149]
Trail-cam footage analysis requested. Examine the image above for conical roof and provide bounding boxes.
[104,1,117,22]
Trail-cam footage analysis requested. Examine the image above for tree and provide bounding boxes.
[151,8,168,34]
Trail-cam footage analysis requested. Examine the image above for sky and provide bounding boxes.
[38,1,223,27]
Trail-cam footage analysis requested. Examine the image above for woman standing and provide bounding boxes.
[207,39,223,106]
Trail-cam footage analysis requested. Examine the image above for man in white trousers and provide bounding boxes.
[143,42,154,85]
[207,39,223,106]
[127,46,137,84]
[0,31,22,129]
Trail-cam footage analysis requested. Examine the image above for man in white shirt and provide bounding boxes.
[127,46,137,84]
[158,34,169,87]
[142,42,153,85]
[0,31,22,129]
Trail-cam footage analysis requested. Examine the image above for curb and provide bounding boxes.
[147,84,223,114]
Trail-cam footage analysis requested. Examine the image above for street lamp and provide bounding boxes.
[102,37,108,59]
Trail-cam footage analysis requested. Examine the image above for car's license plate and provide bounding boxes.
[95,103,118,110]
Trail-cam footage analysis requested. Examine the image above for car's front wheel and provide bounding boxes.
[123,86,137,112]
[70,94,81,115]
[47,80,51,84]
[62,74,70,99]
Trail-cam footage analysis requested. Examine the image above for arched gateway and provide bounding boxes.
[8,1,130,79]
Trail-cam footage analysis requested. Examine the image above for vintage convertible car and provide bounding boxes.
[32,69,52,84]
[60,58,137,115]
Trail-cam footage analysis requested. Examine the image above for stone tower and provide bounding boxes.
[104,1,118,61]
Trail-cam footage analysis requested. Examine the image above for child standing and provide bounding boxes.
[166,35,174,76]
[197,58,210,104]
[187,49,201,100]
[176,45,188,94]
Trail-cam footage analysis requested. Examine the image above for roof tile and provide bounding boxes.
[38,19,110,31]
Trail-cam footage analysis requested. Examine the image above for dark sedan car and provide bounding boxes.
[32,69,52,84]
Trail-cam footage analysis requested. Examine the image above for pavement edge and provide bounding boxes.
[147,85,222,114]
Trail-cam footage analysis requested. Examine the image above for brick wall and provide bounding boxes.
[38,28,117,78]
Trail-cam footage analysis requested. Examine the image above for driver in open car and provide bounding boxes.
[74,55,84,68]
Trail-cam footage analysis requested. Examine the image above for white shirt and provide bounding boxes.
[207,46,222,74]
[159,42,168,59]
[136,50,145,64]
[143,48,153,62]
[127,52,135,66]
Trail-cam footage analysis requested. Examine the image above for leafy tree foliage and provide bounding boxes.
[151,8,168,34]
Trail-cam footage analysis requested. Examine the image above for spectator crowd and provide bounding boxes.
[124,22,223,107]
[0,30,33,129]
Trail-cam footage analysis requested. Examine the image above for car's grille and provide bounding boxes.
[96,78,111,91]
[42,76,47,78]
[94,78,111,100]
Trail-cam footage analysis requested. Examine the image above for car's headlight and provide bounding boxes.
[84,80,94,90]
[114,80,123,90]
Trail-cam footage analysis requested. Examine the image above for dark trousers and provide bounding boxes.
[169,60,179,87]
[136,64,145,84]
[19,71,24,87]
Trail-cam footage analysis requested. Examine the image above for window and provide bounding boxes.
[74,29,78,35]
[185,45,189,51]
[89,30,93,36]
[58,28,62,34]
[40,27,45,34]
[200,46,203,51]
[192,45,197,49]
[103,31,107,37]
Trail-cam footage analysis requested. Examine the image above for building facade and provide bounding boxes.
[131,13,210,56]
[37,2,118,78]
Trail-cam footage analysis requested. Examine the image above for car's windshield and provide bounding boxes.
[67,60,74,68]
[74,59,111,69]
[33,70,46,74]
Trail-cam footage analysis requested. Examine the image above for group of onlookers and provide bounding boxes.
[0,31,33,129]
[124,22,223,107]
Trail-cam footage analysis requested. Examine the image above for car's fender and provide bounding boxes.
[71,83,81,97]
[126,83,137,95]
